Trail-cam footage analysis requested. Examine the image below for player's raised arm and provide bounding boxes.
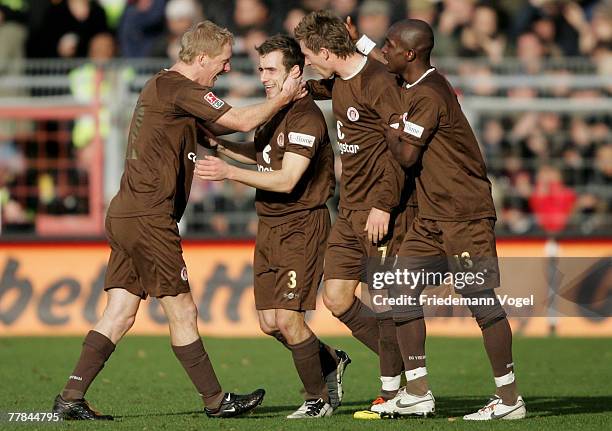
[345,16,388,65]
[195,151,310,193]
[215,71,306,132]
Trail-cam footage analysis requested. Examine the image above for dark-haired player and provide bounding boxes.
[195,34,349,419]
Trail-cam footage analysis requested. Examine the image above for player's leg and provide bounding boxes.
[440,219,525,420]
[257,309,290,348]
[275,309,332,418]
[61,288,140,401]
[373,217,439,418]
[323,278,379,352]
[323,209,380,353]
[53,218,145,421]
[158,292,265,418]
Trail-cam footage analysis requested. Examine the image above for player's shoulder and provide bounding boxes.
[287,95,326,126]
[362,58,398,86]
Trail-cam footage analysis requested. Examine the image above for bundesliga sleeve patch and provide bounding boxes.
[288,132,315,147]
[204,91,225,109]
[403,120,424,138]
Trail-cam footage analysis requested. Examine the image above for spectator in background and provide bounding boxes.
[150,0,201,60]
[330,0,358,18]
[30,0,109,58]
[356,0,390,44]
[434,0,475,57]
[512,0,582,56]
[529,165,576,234]
[118,0,165,57]
[459,3,506,63]
[233,0,270,35]
[283,7,306,35]
[516,31,545,73]
[408,0,436,24]
[0,0,27,70]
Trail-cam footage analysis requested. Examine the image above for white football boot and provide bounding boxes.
[369,388,435,417]
[463,395,526,420]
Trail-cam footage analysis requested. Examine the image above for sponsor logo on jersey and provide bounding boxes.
[288,132,315,147]
[347,106,359,122]
[402,113,424,138]
[204,91,225,109]
[188,152,197,162]
[262,144,272,164]
[338,142,360,154]
[277,132,284,147]
[257,165,274,172]
[181,266,188,281]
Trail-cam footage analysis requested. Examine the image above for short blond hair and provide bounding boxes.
[179,21,234,63]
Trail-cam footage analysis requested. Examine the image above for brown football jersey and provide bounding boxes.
[254,95,335,226]
[397,69,496,221]
[108,70,231,221]
[307,57,408,212]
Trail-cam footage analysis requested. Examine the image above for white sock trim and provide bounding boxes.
[405,367,427,382]
[494,371,515,387]
[380,375,401,391]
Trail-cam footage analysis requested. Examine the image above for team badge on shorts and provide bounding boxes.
[277,132,284,147]
[347,106,359,122]
[180,266,188,281]
[204,91,225,109]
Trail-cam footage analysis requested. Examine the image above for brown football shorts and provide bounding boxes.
[396,216,500,294]
[254,207,331,311]
[104,215,191,299]
[324,205,417,282]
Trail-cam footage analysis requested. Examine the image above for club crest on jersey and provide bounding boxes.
[277,132,284,147]
[180,266,188,281]
[204,91,225,109]
[347,106,359,122]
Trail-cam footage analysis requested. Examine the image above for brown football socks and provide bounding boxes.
[289,334,329,402]
[336,298,379,354]
[395,317,429,395]
[270,329,339,378]
[377,317,403,398]
[481,317,518,405]
[319,340,340,376]
[62,330,116,401]
[172,338,224,409]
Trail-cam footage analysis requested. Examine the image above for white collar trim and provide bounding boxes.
[341,55,368,81]
[405,67,435,89]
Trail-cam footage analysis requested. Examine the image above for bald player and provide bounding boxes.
[354,20,526,420]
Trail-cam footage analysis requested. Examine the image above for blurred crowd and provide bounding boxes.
[0,0,611,237]
[0,0,610,62]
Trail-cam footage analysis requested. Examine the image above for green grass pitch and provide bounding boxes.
[1,336,611,430]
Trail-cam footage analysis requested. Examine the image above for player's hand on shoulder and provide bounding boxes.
[383,121,403,146]
[194,155,230,181]
[365,207,390,245]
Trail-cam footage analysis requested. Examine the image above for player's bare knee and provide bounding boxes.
[167,301,198,326]
[259,320,278,336]
[322,290,347,315]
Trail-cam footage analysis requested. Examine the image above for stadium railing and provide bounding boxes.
[0,58,610,238]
